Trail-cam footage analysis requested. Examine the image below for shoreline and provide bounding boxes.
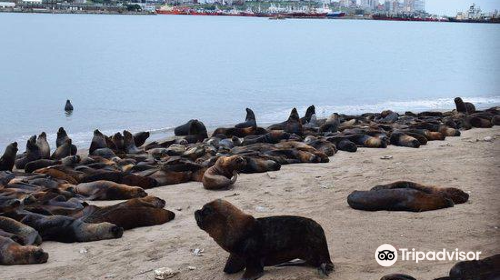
[2,127,499,279]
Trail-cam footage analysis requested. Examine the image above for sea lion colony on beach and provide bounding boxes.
[0,97,498,279]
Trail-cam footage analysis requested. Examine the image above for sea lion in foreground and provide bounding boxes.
[195,200,334,280]
[380,274,416,280]
[21,214,123,243]
[202,155,246,190]
[454,97,475,114]
[235,108,257,128]
[347,181,468,212]
[445,253,500,280]
[0,142,18,171]
[72,180,147,200]
[0,236,48,265]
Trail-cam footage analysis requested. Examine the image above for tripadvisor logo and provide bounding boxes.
[375,244,482,267]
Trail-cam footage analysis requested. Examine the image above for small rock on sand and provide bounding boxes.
[154,267,178,280]
[380,155,393,160]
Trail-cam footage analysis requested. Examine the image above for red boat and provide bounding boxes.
[372,14,447,22]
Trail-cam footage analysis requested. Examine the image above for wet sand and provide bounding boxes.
[2,127,499,280]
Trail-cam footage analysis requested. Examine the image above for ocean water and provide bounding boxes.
[0,13,499,150]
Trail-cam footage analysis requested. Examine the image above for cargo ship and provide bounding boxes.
[448,4,500,24]
[372,14,447,22]
[326,11,346,18]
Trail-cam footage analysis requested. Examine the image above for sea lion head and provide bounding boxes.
[5,142,18,155]
[218,155,246,172]
[288,108,300,122]
[194,199,255,251]
[73,220,124,242]
[440,187,469,204]
[38,132,47,139]
[245,108,256,121]
[57,127,67,137]
[304,105,316,120]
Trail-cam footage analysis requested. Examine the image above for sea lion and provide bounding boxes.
[235,108,257,128]
[300,105,316,124]
[454,97,475,114]
[112,132,125,151]
[390,132,420,148]
[379,110,399,123]
[447,253,500,280]
[319,113,340,133]
[21,214,123,243]
[241,157,281,173]
[19,158,59,174]
[36,132,50,159]
[202,155,246,190]
[133,131,150,147]
[0,216,42,245]
[56,127,70,147]
[469,116,493,128]
[0,142,18,171]
[380,274,416,280]
[122,130,140,154]
[0,236,48,265]
[89,129,108,155]
[72,180,147,200]
[81,198,175,230]
[284,108,303,135]
[185,120,209,143]
[15,136,41,170]
[195,200,334,280]
[80,171,158,189]
[64,99,74,111]
[348,181,468,212]
[304,114,319,129]
[51,138,73,160]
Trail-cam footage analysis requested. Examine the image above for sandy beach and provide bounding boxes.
[2,127,499,280]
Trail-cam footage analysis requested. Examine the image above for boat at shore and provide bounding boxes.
[372,14,447,22]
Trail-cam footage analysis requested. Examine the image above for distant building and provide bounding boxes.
[21,0,42,4]
[360,0,378,10]
[339,0,355,8]
[0,1,15,7]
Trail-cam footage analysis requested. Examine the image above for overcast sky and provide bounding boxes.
[425,0,500,15]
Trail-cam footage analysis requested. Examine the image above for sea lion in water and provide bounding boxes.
[202,155,246,190]
[0,216,42,245]
[21,214,123,243]
[36,132,50,159]
[72,180,147,200]
[15,136,41,170]
[64,99,74,111]
[347,181,468,212]
[0,142,18,171]
[235,108,257,128]
[195,200,334,280]
[0,236,48,265]
[454,97,475,114]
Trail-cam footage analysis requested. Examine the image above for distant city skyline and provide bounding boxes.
[424,0,499,15]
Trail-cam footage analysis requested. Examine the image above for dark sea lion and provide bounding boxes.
[148,170,192,186]
[21,214,123,243]
[81,198,175,230]
[0,216,42,245]
[0,142,18,171]
[51,138,73,160]
[202,155,246,190]
[325,137,357,152]
[133,131,150,147]
[15,136,41,170]
[24,159,60,173]
[469,116,493,128]
[235,108,257,128]
[195,200,334,280]
[380,110,399,123]
[174,119,196,136]
[0,229,23,244]
[213,127,267,139]
[73,180,147,200]
[80,171,157,189]
[36,132,50,159]
[348,134,387,148]
[0,236,48,265]
[492,115,500,126]
[300,105,316,124]
[390,132,420,148]
[319,113,340,133]
[454,97,476,114]
[284,108,303,135]
[91,148,117,159]
[185,120,209,143]
[380,274,416,280]
[347,188,454,212]
[89,129,108,155]
[64,99,74,111]
[111,132,125,151]
[123,130,140,154]
[371,181,469,204]
[447,253,500,280]
[241,157,281,173]
[56,127,70,148]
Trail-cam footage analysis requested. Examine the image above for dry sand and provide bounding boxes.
[2,127,500,280]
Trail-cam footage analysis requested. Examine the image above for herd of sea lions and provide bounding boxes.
[0,97,499,279]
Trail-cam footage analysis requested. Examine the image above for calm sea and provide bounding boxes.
[1,13,499,150]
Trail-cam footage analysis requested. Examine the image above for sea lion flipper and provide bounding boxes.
[240,258,264,280]
[223,253,245,274]
[230,172,238,185]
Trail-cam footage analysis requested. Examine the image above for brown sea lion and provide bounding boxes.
[21,214,123,243]
[446,253,500,280]
[80,197,175,230]
[133,131,150,147]
[235,108,257,128]
[371,181,469,204]
[300,105,316,124]
[390,132,420,148]
[72,180,147,200]
[0,216,42,245]
[36,132,50,159]
[0,142,18,171]
[284,108,303,135]
[24,159,61,173]
[34,166,80,184]
[51,138,73,160]
[454,97,476,114]
[241,157,281,173]
[112,132,125,151]
[202,156,246,190]
[89,129,108,155]
[319,113,340,133]
[123,130,140,154]
[0,236,48,265]
[195,200,334,280]
[56,127,70,147]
